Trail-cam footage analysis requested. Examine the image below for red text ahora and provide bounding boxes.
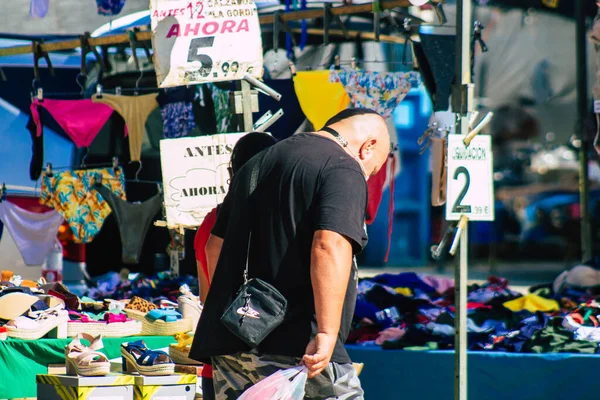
[166,20,249,37]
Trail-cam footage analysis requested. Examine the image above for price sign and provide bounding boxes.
[160,133,246,227]
[445,134,495,221]
[150,0,263,88]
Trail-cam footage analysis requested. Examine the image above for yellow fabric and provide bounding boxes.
[293,71,350,130]
[503,294,560,313]
[92,94,158,162]
[395,287,413,296]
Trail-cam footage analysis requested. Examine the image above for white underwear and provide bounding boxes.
[0,201,64,266]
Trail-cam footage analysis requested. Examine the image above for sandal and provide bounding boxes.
[125,296,157,313]
[6,304,68,340]
[121,340,175,376]
[177,284,203,327]
[168,332,201,365]
[65,333,110,376]
[43,282,80,311]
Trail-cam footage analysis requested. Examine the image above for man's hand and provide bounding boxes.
[302,333,337,378]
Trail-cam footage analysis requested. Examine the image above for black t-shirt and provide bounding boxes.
[190,133,368,364]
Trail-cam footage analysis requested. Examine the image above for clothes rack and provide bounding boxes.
[0,0,418,57]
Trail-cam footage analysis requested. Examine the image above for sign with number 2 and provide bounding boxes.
[150,0,263,88]
[445,135,495,222]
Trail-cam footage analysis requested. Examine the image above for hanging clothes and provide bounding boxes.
[157,87,196,139]
[96,0,126,16]
[40,167,126,244]
[27,108,43,181]
[95,185,162,264]
[258,79,306,140]
[329,67,420,119]
[92,94,158,162]
[366,159,387,225]
[30,0,49,18]
[412,34,455,112]
[204,83,235,133]
[30,99,114,148]
[293,70,350,130]
[0,201,63,266]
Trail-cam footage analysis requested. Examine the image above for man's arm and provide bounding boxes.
[303,229,353,378]
[205,234,224,281]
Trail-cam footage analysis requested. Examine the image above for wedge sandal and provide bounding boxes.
[177,284,203,327]
[168,332,201,365]
[121,340,175,376]
[65,333,110,376]
[6,304,68,340]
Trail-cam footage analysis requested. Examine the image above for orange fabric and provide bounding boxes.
[1,270,13,282]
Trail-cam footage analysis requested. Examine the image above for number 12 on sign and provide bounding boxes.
[445,135,495,222]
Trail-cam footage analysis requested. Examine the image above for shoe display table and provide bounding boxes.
[0,336,176,399]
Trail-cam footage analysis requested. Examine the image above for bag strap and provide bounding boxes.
[243,153,264,284]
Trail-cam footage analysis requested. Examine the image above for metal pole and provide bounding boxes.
[455,223,468,400]
[241,80,254,132]
[576,0,591,262]
[452,0,472,398]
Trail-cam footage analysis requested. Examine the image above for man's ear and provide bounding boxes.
[359,139,377,160]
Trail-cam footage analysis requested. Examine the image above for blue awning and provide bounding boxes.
[0,97,74,189]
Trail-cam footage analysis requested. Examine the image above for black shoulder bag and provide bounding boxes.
[220,155,288,348]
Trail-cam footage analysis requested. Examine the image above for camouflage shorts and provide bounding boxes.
[211,351,364,400]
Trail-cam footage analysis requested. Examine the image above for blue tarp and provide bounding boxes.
[347,345,600,400]
[0,97,74,189]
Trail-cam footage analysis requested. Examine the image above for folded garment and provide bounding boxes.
[376,327,406,345]
[146,309,182,322]
[503,294,559,313]
[523,318,598,354]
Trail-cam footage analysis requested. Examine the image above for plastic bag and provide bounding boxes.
[237,366,308,400]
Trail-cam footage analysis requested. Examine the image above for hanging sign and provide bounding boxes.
[150,0,264,88]
[445,134,495,221]
[160,133,246,227]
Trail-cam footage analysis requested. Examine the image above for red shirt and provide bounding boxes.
[193,207,218,378]
[194,207,218,284]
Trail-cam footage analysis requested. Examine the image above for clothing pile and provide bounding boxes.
[348,272,600,354]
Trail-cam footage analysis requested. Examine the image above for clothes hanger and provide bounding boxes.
[80,147,90,168]
[75,73,85,98]
[133,160,143,181]
[45,162,53,177]
[98,164,163,194]
[134,68,143,96]
[0,183,6,202]
[31,79,43,102]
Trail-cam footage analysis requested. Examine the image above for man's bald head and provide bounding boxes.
[321,108,391,177]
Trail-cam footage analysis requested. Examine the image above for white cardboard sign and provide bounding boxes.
[445,135,495,221]
[150,0,264,88]
[160,133,246,227]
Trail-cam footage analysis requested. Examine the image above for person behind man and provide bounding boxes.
[190,108,391,400]
[193,132,278,400]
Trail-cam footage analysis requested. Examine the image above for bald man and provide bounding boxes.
[190,108,390,400]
